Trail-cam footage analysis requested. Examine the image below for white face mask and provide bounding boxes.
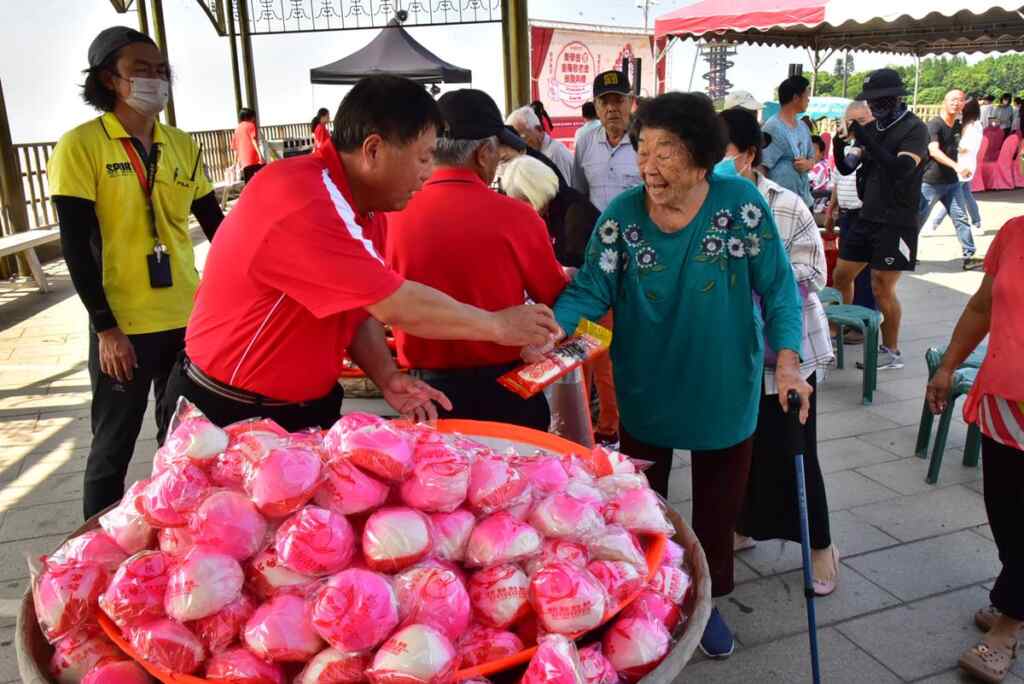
[124,77,170,116]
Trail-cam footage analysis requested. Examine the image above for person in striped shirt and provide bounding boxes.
[927,216,1024,683]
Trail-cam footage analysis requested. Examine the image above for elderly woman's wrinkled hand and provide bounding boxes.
[775,350,813,424]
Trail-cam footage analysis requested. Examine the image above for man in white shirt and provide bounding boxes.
[506,106,575,185]
[574,101,601,147]
[571,70,641,212]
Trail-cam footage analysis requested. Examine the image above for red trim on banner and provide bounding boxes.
[530,26,555,102]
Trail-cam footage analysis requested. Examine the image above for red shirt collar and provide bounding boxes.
[425,167,487,187]
[314,143,371,222]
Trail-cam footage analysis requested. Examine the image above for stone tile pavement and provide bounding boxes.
[0,192,1020,682]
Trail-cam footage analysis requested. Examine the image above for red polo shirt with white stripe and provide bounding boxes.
[185,144,403,402]
[386,167,568,370]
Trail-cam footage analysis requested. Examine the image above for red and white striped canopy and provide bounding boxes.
[654,0,1024,55]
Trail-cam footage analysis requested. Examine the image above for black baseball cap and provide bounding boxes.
[855,68,909,101]
[436,89,526,148]
[88,26,157,68]
[593,70,632,99]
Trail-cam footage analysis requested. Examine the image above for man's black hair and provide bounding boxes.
[778,75,810,105]
[238,108,256,123]
[582,101,597,119]
[332,75,444,152]
[81,46,172,113]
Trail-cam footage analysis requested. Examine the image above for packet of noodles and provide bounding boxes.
[498,320,611,399]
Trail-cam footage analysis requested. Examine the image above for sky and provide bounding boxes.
[0,0,959,143]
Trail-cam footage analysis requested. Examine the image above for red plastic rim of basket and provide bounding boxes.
[97,419,668,683]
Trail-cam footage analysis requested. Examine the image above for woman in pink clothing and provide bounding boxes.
[927,216,1024,683]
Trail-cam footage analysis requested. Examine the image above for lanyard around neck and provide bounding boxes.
[119,138,163,246]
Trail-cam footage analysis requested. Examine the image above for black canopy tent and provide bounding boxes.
[310,19,472,85]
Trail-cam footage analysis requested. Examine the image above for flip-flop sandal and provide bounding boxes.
[959,639,1018,683]
[976,606,1001,632]
[975,607,1024,637]
[813,545,840,597]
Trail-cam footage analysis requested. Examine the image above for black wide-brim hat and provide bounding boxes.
[856,68,909,100]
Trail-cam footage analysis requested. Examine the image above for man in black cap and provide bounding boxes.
[386,89,569,429]
[571,70,641,213]
[831,68,929,371]
[47,27,225,518]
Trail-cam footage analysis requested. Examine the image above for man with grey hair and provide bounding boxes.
[572,70,640,212]
[386,89,568,429]
[506,105,575,183]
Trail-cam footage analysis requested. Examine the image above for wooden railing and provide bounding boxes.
[912,104,942,121]
[12,142,58,232]
[0,121,316,235]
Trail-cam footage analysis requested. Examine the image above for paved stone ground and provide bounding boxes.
[0,191,1020,683]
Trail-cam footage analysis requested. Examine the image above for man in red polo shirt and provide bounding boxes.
[159,76,561,431]
[386,89,568,430]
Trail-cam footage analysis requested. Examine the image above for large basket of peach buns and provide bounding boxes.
[18,406,710,684]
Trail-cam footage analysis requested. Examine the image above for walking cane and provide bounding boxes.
[787,389,822,684]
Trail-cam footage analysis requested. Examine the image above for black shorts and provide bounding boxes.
[838,217,917,271]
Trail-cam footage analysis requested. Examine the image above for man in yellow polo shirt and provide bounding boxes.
[48,27,223,519]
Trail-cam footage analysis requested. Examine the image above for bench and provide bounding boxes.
[0,228,60,293]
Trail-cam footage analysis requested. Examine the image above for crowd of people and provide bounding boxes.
[46,25,1022,682]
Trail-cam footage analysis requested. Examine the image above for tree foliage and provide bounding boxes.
[809,54,1024,103]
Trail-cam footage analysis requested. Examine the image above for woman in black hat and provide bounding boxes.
[47,27,224,519]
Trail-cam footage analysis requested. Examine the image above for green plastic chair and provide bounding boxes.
[819,287,842,306]
[915,345,986,484]
[825,304,883,404]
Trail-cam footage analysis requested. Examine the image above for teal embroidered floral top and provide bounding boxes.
[553,174,803,451]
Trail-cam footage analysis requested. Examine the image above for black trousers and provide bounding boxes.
[241,164,265,183]
[84,327,184,520]
[158,357,345,436]
[413,363,550,432]
[619,427,753,598]
[737,375,831,549]
[982,435,1024,621]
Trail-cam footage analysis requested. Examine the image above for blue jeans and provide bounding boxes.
[919,182,976,257]
[926,180,981,230]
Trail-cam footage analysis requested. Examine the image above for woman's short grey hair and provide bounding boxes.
[499,155,559,212]
[434,135,497,166]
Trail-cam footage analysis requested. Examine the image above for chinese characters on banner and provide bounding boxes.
[532,25,656,144]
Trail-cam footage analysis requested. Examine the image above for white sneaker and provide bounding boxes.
[857,346,904,370]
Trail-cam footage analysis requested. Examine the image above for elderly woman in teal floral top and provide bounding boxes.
[553,92,811,659]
